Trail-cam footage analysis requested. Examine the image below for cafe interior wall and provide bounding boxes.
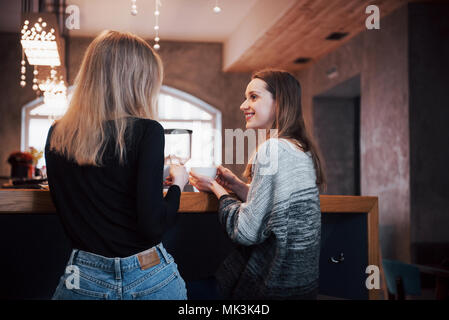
[0,34,252,181]
[296,3,449,265]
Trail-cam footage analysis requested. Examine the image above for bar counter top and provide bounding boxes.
[0,189,220,214]
[0,189,379,214]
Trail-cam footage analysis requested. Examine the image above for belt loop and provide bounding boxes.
[157,243,170,263]
[114,258,121,280]
[68,249,78,266]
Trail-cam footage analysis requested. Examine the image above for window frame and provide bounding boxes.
[158,85,222,166]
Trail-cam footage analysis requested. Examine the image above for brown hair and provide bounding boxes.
[243,69,326,191]
[49,30,163,166]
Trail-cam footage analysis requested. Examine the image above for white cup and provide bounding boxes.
[190,166,217,178]
[189,167,218,192]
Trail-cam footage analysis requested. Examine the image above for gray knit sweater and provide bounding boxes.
[216,138,321,299]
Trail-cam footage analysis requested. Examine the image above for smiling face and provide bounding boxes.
[240,78,276,130]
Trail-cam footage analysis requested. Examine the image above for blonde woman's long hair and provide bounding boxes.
[49,30,163,166]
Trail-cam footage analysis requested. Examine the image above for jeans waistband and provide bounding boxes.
[68,243,171,274]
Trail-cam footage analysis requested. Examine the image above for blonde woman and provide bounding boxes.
[45,31,189,300]
[189,69,324,299]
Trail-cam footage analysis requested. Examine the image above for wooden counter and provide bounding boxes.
[0,189,383,300]
[0,189,378,214]
[0,189,219,214]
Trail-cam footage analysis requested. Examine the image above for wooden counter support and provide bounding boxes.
[0,190,382,300]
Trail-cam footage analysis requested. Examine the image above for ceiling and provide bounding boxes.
[67,0,260,42]
[0,0,432,73]
[225,0,411,71]
[0,0,259,41]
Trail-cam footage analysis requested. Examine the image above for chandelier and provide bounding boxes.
[38,69,67,108]
[20,17,60,67]
[19,15,67,111]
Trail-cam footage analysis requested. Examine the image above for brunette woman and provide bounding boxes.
[189,69,325,300]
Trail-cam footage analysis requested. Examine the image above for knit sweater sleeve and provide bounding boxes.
[218,139,279,246]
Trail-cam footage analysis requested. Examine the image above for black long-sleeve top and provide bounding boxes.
[44,118,181,258]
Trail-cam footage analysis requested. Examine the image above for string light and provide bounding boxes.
[213,0,221,13]
[130,0,138,16]
[20,49,26,87]
[153,0,162,50]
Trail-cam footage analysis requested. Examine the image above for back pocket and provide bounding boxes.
[131,272,179,300]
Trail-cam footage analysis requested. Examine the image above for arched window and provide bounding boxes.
[21,85,222,168]
[21,91,71,168]
[157,86,222,167]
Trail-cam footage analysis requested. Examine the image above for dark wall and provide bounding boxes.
[408,3,449,264]
[313,97,360,195]
[361,5,410,262]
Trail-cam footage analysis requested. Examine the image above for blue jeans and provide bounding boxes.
[52,243,187,300]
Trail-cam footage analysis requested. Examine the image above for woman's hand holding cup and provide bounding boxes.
[188,167,217,193]
[164,164,189,191]
[215,165,239,192]
[216,165,249,201]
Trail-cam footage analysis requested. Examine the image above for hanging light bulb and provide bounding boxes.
[213,0,221,13]
[20,49,26,87]
[131,0,138,16]
[153,0,162,49]
[32,65,38,88]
